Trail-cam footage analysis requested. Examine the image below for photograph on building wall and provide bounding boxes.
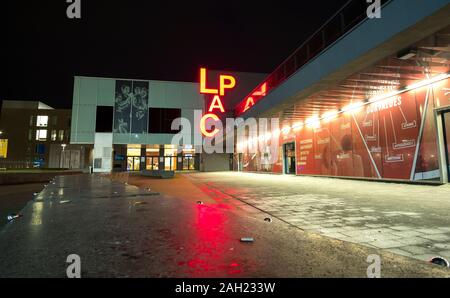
[114,80,133,134]
[114,80,149,134]
[130,81,149,134]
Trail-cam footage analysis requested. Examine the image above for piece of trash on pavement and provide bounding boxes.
[60,200,71,204]
[240,238,255,243]
[7,214,23,222]
[264,218,272,223]
[197,201,204,205]
[430,257,450,267]
[134,201,148,206]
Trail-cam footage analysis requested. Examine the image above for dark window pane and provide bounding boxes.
[36,144,46,155]
[149,108,181,134]
[148,108,162,133]
[163,108,181,134]
[96,106,114,133]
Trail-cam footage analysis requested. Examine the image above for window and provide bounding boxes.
[127,148,141,157]
[29,116,34,127]
[51,130,57,141]
[36,130,47,141]
[59,130,64,141]
[35,144,46,155]
[95,106,114,133]
[148,108,181,134]
[127,145,141,157]
[51,116,58,126]
[36,116,49,127]
[146,148,159,157]
[28,129,33,141]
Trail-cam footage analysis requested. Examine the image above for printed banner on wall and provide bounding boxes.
[114,80,149,134]
[435,78,450,108]
[114,80,132,133]
[243,77,449,182]
[130,81,149,134]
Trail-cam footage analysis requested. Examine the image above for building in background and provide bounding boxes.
[0,100,88,169]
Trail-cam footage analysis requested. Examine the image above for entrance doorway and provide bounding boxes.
[146,157,159,171]
[182,156,195,171]
[443,112,450,182]
[283,143,296,175]
[127,156,140,171]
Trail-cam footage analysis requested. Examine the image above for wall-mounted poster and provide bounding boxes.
[131,81,149,134]
[114,80,133,133]
[114,80,149,134]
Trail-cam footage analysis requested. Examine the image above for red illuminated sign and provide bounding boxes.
[200,68,236,96]
[200,113,220,138]
[199,68,237,137]
[208,95,225,113]
[243,97,255,113]
[239,82,268,114]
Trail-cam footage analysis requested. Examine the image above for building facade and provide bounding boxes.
[0,100,87,169]
[64,1,450,184]
[233,1,450,184]
[70,72,266,173]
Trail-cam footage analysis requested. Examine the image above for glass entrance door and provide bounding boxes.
[146,157,159,170]
[182,156,195,170]
[127,157,140,171]
[443,112,450,181]
[164,156,177,171]
[283,143,296,175]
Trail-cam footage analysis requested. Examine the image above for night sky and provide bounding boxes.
[3,0,349,109]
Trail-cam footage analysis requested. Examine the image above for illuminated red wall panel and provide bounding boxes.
[241,78,449,183]
[312,125,332,176]
[296,127,315,175]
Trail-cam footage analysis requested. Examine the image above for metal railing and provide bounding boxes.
[235,0,392,115]
[0,160,36,169]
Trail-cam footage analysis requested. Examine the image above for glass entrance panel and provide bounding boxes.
[127,156,140,171]
[133,157,140,171]
[182,156,195,170]
[164,156,177,171]
[444,112,450,180]
[146,157,159,170]
[127,157,134,171]
[284,143,296,175]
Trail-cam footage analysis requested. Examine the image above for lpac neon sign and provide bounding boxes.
[243,82,267,113]
[199,68,237,137]
[200,68,236,96]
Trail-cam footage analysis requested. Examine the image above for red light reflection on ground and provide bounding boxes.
[178,204,244,277]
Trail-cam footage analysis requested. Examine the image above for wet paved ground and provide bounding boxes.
[185,172,450,263]
[0,183,46,229]
[1,174,449,277]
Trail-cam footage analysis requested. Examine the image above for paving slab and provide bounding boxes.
[182,172,450,263]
